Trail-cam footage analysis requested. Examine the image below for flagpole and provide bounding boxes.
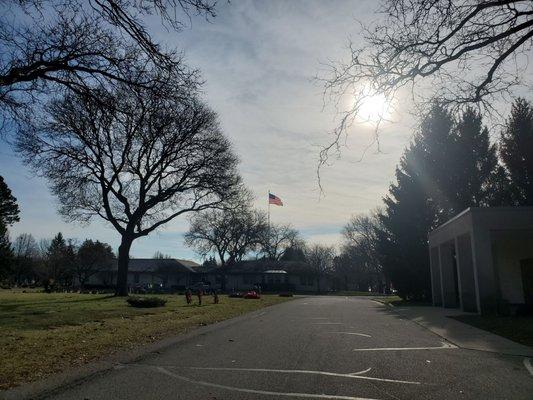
[267,189,271,230]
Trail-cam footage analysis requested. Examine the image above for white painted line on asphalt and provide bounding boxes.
[523,358,533,376]
[353,342,457,352]
[351,368,372,375]
[156,367,381,400]
[328,332,372,338]
[188,367,421,385]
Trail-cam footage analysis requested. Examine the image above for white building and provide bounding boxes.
[428,207,533,314]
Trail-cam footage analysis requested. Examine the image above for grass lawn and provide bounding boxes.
[327,291,393,296]
[451,314,533,348]
[0,290,291,390]
[372,295,403,306]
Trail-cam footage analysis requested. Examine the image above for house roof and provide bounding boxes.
[126,258,200,273]
[198,260,312,274]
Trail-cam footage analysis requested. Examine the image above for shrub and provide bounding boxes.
[127,296,167,308]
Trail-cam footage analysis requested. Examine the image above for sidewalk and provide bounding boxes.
[387,304,533,357]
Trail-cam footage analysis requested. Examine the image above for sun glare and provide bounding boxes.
[355,92,392,125]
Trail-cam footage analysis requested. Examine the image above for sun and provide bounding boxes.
[355,92,392,125]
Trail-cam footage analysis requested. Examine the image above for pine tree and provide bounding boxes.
[450,107,498,211]
[0,222,13,281]
[378,140,436,300]
[376,104,504,300]
[0,176,20,226]
[42,233,75,288]
[0,177,20,283]
[499,98,533,205]
[416,104,456,224]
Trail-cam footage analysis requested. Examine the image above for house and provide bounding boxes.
[87,258,200,290]
[86,258,335,293]
[196,260,333,292]
[428,207,533,314]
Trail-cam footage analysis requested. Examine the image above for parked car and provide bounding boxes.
[243,290,260,299]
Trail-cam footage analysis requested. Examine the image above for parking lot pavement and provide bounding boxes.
[44,296,533,400]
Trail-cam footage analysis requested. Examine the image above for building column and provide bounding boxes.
[456,232,478,313]
[429,245,442,306]
[471,228,498,314]
[440,241,459,308]
[454,237,464,310]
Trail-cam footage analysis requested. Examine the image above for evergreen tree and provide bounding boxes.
[451,108,498,210]
[41,233,75,288]
[416,104,455,224]
[0,222,13,281]
[0,176,18,282]
[378,140,436,300]
[376,104,514,299]
[485,165,514,206]
[499,98,533,205]
[0,176,20,226]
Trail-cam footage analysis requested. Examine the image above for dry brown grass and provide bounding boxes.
[0,290,290,389]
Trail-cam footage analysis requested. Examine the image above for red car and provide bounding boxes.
[243,290,260,299]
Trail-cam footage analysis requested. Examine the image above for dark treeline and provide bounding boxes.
[0,178,115,290]
[342,98,533,300]
[2,229,115,291]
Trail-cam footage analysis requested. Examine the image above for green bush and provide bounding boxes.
[127,296,167,308]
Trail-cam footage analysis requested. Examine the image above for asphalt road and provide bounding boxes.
[45,296,533,400]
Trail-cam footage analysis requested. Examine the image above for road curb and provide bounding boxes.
[374,302,533,358]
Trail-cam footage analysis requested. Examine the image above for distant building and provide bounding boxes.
[87,258,335,293]
[428,207,533,314]
[196,260,332,292]
[87,258,200,290]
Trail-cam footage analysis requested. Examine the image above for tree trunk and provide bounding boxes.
[116,235,133,296]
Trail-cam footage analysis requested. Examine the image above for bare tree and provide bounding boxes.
[304,244,335,293]
[153,251,173,259]
[342,214,381,271]
[260,224,301,261]
[0,0,218,130]
[11,233,38,284]
[320,0,533,165]
[16,74,241,296]
[184,197,267,273]
[76,239,115,289]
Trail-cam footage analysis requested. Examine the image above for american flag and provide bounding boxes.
[269,192,283,206]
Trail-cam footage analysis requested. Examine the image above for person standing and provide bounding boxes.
[185,288,192,305]
[197,287,203,306]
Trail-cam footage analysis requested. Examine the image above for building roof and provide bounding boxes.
[428,206,533,246]
[126,258,200,273]
[197,260,312,274]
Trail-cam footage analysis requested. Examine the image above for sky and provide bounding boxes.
[0,0,425,261]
